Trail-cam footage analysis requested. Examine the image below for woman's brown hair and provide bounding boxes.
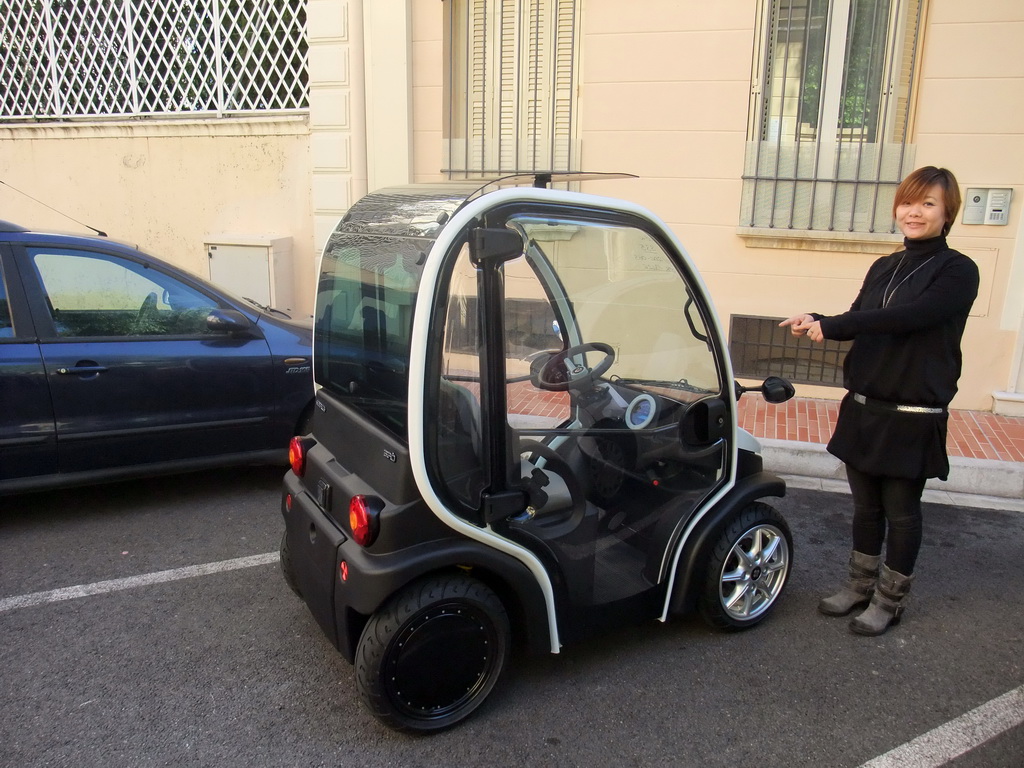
[892,166,962,236]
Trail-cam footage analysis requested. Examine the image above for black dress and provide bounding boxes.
[816,236,979,480]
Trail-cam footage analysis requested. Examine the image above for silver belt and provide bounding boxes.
[852,393,945,415]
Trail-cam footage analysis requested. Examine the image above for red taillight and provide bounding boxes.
[349,495,382,547]
[289,436,314,477]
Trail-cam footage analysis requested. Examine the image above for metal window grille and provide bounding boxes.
[730,315,851,386]
[741,0,922,233]
[443,0,579,178]
[0,0,308,121]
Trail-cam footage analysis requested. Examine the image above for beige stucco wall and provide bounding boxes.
[0,0,419,320]
[308,0,365,297]
[3,0,1020,412]
[915,1,1024,413]
[411,0,445,182]
[0,119,315,313]
[576,1,1023,411]
[0,0,372,319]
[407,0,1023,412]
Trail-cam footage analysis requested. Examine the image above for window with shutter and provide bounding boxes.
[741,0,922,234]
[444,0,580,177]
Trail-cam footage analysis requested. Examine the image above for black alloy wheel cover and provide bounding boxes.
[384,601,502,720]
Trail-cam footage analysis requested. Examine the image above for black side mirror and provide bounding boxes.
[735,375,796,404]
[207,308,259,337]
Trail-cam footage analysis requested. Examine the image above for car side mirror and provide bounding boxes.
[207,308,259,337]
[735,376,796,404]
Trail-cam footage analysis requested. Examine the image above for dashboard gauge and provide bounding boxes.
[625,393,657,430]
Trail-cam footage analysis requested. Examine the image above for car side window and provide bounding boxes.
[30,248,217,337]
[435,244,486,509]
[0,261,12,338]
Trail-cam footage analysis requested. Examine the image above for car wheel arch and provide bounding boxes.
[666,471,786,616]
[338,555,551,665]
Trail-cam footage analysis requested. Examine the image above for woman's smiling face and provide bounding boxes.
[896,183,947,240]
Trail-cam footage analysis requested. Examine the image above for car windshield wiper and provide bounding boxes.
[242,297,292,319]
[613,376,716,395]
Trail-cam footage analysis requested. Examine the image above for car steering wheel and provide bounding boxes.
[531,342,615,392]
[511,441,586,537]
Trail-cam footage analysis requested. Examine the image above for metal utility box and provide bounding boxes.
[205,235,294,310]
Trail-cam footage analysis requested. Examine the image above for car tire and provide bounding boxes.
[698,502,792,631]
[356,573,511,733]
[279,530,302,598]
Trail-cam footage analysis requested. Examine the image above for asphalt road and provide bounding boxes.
[1,468,1021,768]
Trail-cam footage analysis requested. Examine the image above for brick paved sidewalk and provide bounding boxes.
[498,378,1024,464]
[737,397,1024,464]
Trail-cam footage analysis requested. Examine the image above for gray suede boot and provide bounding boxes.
[849,564,914,636]
[818,551,880,617]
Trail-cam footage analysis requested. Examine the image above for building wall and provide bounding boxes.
[3,1,1020,412]
[409,0,1024,412]
[0,0,428,319]
[1,0,376,319]
[915,1,1024,414]
[411,0,445,182]
[0,119,314,311]
[308,0,366,283]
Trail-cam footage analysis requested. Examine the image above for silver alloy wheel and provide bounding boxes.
[717,523,790,621]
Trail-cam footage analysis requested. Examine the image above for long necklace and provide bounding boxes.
[882,254,936,308]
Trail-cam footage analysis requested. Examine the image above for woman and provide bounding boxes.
[780,166,979,636]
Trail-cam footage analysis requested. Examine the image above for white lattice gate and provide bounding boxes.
[1,0,308,120]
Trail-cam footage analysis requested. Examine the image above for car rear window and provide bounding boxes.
[314,233,428,438]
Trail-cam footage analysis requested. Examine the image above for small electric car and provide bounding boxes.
[281,175,796,733]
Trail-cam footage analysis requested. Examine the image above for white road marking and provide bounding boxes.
[0,552,278,613]
[860,683,1024,767]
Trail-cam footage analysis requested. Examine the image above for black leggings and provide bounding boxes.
[845,464,926,576]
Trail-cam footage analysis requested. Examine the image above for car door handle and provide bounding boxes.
[56,365,110,375]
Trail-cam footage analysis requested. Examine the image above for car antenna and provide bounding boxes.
[0,178,108,237]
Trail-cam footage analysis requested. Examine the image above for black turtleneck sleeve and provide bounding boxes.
[820,238,978,340]
[813,236,979,407]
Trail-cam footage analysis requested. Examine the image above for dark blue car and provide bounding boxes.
[0,220,313,495]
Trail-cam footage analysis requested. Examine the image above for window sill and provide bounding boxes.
[0,114,309,140]
[737,227,902,255]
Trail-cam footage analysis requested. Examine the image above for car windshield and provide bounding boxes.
[510,215,721,399]
[314,232,428,437]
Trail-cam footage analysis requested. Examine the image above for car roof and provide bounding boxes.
[0,220,144,252]
[328,172,637,242]
[331,183,481,241]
